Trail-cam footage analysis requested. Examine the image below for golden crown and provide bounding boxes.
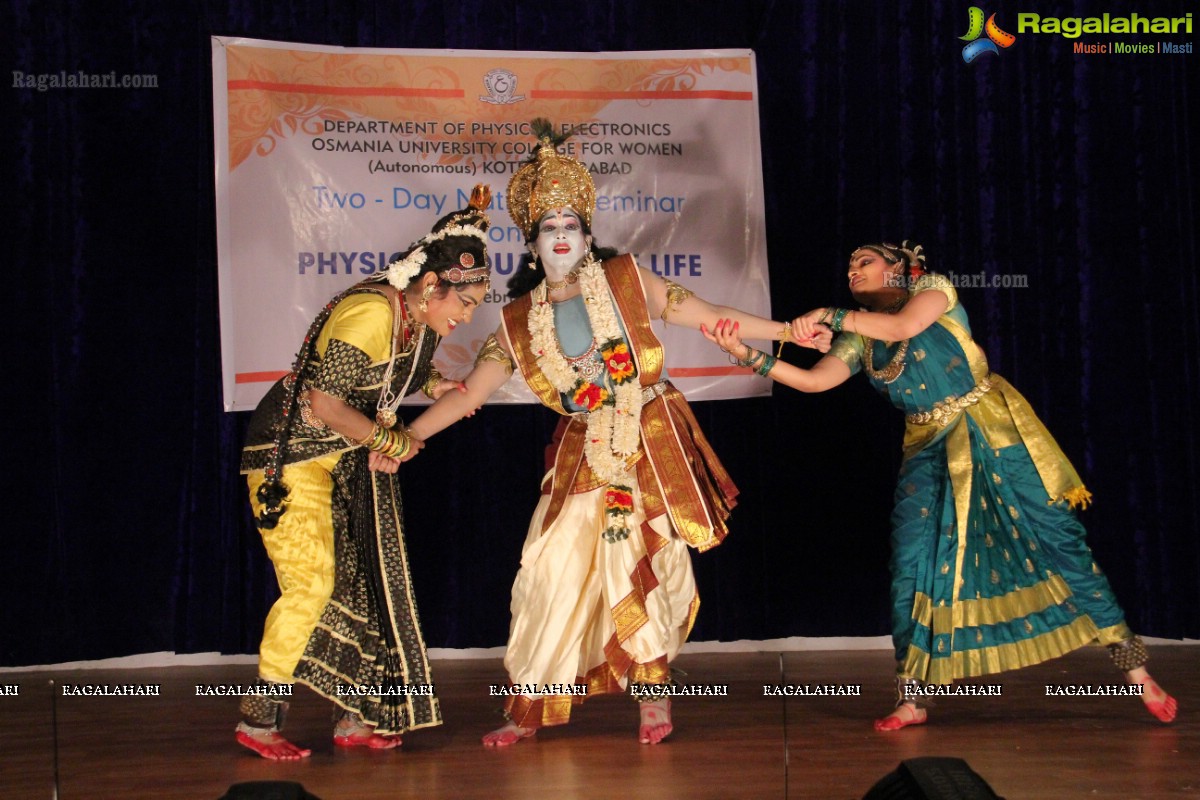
[506,125,596,237]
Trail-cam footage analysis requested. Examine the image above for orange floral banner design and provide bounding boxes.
[212,38,771,411]
[223,43,751,171]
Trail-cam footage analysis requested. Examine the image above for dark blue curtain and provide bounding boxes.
[6,0,1197,666]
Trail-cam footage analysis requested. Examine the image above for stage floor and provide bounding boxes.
[2,647,1196,799]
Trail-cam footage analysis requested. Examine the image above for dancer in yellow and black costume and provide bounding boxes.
[236,187,493,759]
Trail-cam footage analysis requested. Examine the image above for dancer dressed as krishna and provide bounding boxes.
[407,121,831,746]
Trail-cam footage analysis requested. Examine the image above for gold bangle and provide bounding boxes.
[421,367,444,400]
[355,423,380,447]
[384,428,408,459]
[396,428,412,459]
[371,425,389,450]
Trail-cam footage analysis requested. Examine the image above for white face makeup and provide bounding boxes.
[534,208,590,277]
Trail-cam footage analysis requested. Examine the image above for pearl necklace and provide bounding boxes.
[375,291,424,428]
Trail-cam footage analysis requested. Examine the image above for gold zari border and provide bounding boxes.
[911,574,1072,630]
[903,614,1101,684]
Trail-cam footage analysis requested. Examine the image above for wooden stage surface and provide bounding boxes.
[2,647,1196,799]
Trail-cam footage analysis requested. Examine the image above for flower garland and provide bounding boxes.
[528,255,643,490]
[424,222,487,243]
[386,250,425,290]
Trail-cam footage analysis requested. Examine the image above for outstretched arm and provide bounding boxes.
[407,325,515,441]
[792,290,948,343]
[641,267,830,352]
[702,319,852,393]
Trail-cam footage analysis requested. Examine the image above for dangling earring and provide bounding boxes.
[526,244,537,270]
[419,284,435,312]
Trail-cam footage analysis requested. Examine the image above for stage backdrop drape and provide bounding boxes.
[6,0,1197,667]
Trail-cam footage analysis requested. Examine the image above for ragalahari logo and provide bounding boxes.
[960,7,1017,62]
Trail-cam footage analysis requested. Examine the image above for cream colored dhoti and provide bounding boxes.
[503,468,699,728]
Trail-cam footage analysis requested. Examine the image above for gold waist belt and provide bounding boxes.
[906,375,994,426]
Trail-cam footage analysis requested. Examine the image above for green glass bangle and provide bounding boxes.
[735,347,760,369]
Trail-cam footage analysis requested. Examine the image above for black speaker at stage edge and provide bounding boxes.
[219,782,324,800]
[863,757,1005,800]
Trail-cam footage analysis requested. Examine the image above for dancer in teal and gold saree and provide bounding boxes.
[702,240,1177,731]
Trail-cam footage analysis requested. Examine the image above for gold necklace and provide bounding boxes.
[861,296,910,384]
[545,267,581,291]
[862,337,910,384]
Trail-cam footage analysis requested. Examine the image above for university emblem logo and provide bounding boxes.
[480,69,526,105]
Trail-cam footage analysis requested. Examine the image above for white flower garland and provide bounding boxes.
[528,257,643,483]
[425,223,487,243]
[386,249,425,290]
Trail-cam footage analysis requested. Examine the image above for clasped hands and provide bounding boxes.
[790,308,836,343]
[701,313,833,360]
[368,433,422,474]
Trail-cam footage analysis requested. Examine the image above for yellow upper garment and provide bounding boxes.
[315,291,393,364]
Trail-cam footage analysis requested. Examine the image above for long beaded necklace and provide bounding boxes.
[375,289,424,428]
[861,295,910,385]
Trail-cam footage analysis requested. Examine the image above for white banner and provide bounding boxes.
[212,37,773,411]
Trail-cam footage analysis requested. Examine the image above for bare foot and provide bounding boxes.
[333,713,401,749]
[236,723,312,760]
[333,730,402,749]
[873,702,927,732]
[1128,669,1178,723]
[639,698,673,744]
[482,721,536,747]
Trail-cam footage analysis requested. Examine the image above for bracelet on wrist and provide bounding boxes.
[367,425,411,459]
[420,368,444,400]
[756,352,777,377]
